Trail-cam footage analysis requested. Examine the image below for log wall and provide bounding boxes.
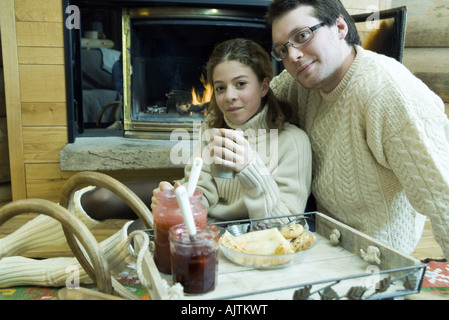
[392,0,449,114]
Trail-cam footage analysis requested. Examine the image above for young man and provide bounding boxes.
[266,0,449,258]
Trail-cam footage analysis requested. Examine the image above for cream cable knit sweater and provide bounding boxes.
[270,45,449,257]
[184,104,312,222]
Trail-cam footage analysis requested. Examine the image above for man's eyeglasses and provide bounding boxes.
[271,22,326,61]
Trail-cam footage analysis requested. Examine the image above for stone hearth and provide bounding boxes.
[60,137,195,171]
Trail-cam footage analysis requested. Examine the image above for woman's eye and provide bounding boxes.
[236,81,247,88]
[214,86,224,92]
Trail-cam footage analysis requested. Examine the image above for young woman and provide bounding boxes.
[153,38,312,222]
[0,39,312,288]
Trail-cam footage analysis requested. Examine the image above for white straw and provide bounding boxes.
[187,157,203,197]
[175,185,197,237]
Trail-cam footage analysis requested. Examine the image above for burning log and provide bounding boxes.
[167,74,212,115]
[176,102,209,115]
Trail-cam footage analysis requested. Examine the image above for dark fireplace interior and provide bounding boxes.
[65,0,274,142]
[130,22,270,122]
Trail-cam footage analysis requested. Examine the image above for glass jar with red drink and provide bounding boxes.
[169,223,219,294]
[153,188,207,274]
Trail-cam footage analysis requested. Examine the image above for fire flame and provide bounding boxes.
[191,74,213,105]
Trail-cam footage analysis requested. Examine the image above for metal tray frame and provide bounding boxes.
[145,211,426,300]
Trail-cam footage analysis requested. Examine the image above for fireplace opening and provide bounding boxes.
[65,1,275,142]
[123,7,274,139]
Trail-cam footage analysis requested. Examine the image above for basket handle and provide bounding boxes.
[0,199,113,294]
[59,171,154,299]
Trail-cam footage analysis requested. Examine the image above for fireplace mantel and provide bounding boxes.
[60,137,195,171]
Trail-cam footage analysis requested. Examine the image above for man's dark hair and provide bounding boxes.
[265,0,361,46]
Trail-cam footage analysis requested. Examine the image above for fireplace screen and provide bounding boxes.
[122,7,273,139]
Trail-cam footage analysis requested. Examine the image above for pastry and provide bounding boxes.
[291,232,315,252]
[280,223,304,239]
[220,228,294,255]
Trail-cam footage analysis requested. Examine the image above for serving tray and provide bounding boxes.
[150,212,426,300]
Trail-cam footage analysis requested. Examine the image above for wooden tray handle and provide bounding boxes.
[58,171,154,299]
[0,199,113,294]
[59,171,153,228]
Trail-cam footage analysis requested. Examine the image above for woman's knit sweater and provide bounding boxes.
[183,104,312,222]
[270,45,449,257]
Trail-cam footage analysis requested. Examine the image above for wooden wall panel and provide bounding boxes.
[25,163,183,202]
[22,127,67,163]
[15,0,63,23]
[22,103,67,126]
[13,0,68,201]
[16,22,63,47]
[26,163,75,181]
[26,163,183,184]
[1,0,69,201]
[26,179,67,202]
[18,47,65,65]
[25,163,74,202]
[19,65,66,103]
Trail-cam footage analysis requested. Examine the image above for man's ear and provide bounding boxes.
[335,15,349,40]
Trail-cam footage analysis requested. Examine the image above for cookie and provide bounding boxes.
[280,223,304,239]
[291,232,315,252]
